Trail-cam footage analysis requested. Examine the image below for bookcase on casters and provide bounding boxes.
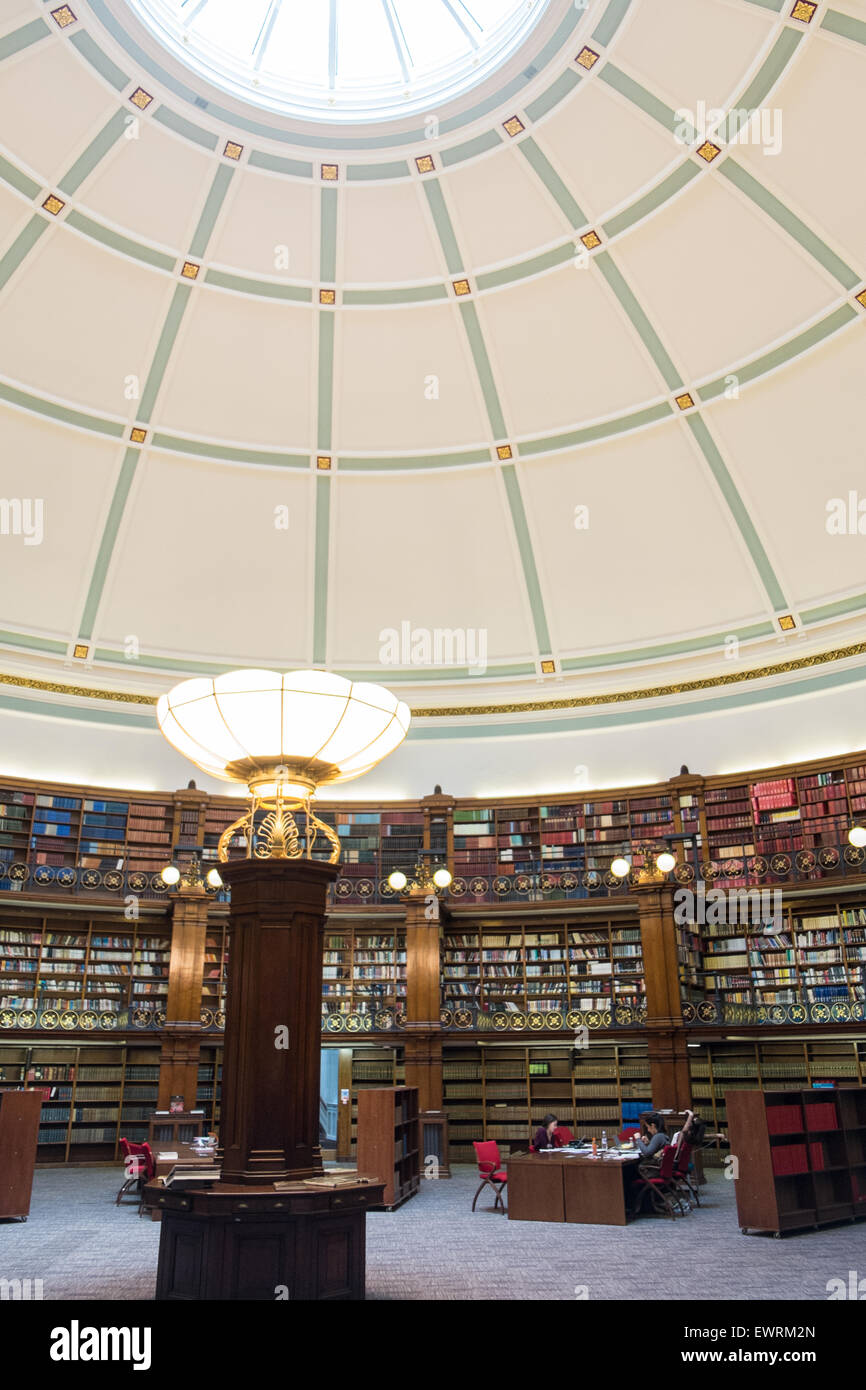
[726,1087,866,1236]
[0,1088,42,1219]
[356,1085,420,1210]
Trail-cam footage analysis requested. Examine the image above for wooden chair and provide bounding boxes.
[632,1144,688,1219]
[471,1140,508,1214]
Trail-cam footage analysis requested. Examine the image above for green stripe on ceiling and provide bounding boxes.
[518,138,586,228]
[320,187,338,284]
[599,65,692,141]
[334,663,537,682]
[501,463,552,656]
[58,109,127,196]
[719,160,860,290]
[602,163,700,240]
[65,210,176,270]
[94,649,233,675]
[742,0,784,10]
[189,163,234,257]
[410,660,866,740]
[0,153,40,199]
[731,28,802,136]
[153,106,219,152]
[440,131,502,168]
[248,150,314,178]
[517,401,673,456]
[0,378,124,437]
[0,217,47,291]
[685,414,787,612]
[525,69,581,123]
[346,161,409,180]
[78,447,141,642]
[698,304,857,401]
[317,312,335,452]
[476,242,575,291]
[138,283,192,422]
[340,447,491,471]
[0,629,66,655]
[459,301,507,441]
[343,284,448,305]
[593,0,634,45]
[595,252,683,391]
[560,623,775,671]
[801,592,866,625]
[422,181,463,276]
[0,17,50,61]
[205,267,312,302]
[68,30,129,90]
[150,433,308,468]
[822,9,866,45]
[313,474,331,665]
[0,690,154,729]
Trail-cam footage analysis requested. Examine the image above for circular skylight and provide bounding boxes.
[128,0,551,123]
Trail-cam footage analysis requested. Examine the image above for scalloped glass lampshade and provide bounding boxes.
[156,668,410,796]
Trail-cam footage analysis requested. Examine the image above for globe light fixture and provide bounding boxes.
[849,824,866,848]
[610,856,631,879]
[157,669,410,863]
[387,858,452,895]
[206,867,224,889]
[387,870,408,892]
[160,863,181,886]
[432,866,453,890]
[655,851,677,874]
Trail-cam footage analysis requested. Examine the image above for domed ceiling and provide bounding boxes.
[1,0,866,797]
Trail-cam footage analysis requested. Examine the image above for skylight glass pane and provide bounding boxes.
[393,0,466,72]
[337,0,401,85]
[263,1,331,88]
[189,0,271,62]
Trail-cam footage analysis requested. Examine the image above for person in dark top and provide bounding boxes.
[673,1109,706,1151]
[635,1114,669,1163]
[532,1113,561,1151]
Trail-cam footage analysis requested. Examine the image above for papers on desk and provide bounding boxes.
[156,1150,178,1160]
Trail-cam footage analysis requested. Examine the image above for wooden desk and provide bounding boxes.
[507,1151,640,1225]
[152,1141,216,1179]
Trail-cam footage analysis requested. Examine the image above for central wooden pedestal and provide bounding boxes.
[147,856,383,1299]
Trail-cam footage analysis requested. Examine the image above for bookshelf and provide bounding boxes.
[344,1046,405,1155]
[727,1087,866,1235]
[356,1084,420,1209]
[196,1045,223,1129]
[201,923,229,1022]
[322,925,406,1018]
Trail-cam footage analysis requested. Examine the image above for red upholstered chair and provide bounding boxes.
[472,1140,508,1214]
[117,1139,155,1216]
[672,1139,700,1208]
[553,1125,574,1147]
[632,1144,688,1219]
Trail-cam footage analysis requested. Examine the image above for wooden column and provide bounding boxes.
[637,881,692,1111]
[219,856,339,1185]
[401,886,450,1174]
[157,884,209,1110]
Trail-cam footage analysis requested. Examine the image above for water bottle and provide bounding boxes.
[601,1130,608,1152]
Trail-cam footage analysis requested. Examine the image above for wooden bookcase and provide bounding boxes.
[0,1088,42,1219]
[727,1086,866,1235]
[321,925,406,1019]
[356,1085,419,1209]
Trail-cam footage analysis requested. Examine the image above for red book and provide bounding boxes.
[809,1141,824,1171]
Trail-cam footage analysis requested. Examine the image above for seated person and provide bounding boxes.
[532,1113,561,1151]
[672,1109,706,1151]
[635,1113,669,1164]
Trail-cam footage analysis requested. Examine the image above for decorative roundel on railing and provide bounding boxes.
[149,874,169,893]
[453,1008,473,1029]
[374,1009,393,1031]
[602,871,620,890]
[16,1009,37,1028]
[818,847,840,869]
[843,844,866,867]
[700,861,720,881]
[795,851,816,874]
[810,1003,831,1023]
[355,879,374,898]
[514,875,531,894]
[198,1008,213,1027]
[99,1012,118,1029]
[724,859,744,878]
[830,1002,851,1022]
[527,1013,544,1030]
[491,1012,508,1030]
[439,1008,453,1026]
[540,874,557,894]
[344,1013,363,1033]
[80,869,103,889]
[128,872,148,892]
[0,1008,16,1028]
[697,1001,718,1023]
[469,877,489,895]
[769,1004,787,1023]
[626,868,642,889]
[674,862,695,884]
[152,1010,166,1026]
[755,1005,768,1023]
[615,1006,634,1025]
[560,871,578,891]
[681,1003,697,1022]
[395,1011,406,1027]
[748,856,769,877]
[56,866,77,886]
[545,1011,564,1029]
[584,1010,603,1029]
[39,1010,60,1029]
[103,870,123,891]
[449,877,467,897]
[852,1003,866,1022]
[215,1010,226,1028]
[584,871,602,892]
[378,879,396,898]
[33,865,55,885]
[334,879,353,898]
[492,876,511,895]
[59,1012,78,1030]
[79,1012,97,1031]
[565,1010,583,1029]
[324,1013,344,1032]
[8,862,29,882]
[509,1012,527,1029]
[770,854,791,875]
